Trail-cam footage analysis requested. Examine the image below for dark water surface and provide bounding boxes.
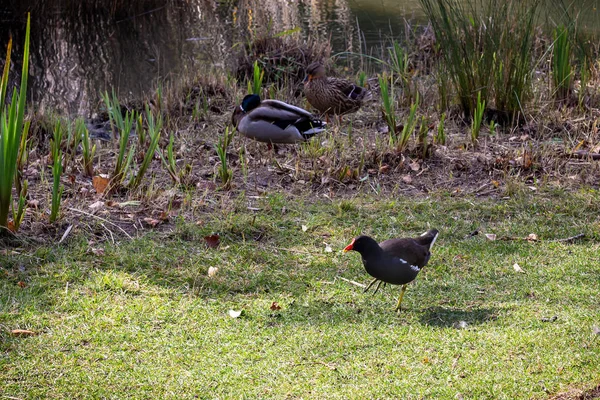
[1,0,598,115]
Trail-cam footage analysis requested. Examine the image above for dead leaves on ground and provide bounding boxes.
[11,329,38,337]
[143,217,162,228]
[204,234,220,248]
[512,263,525,273]
[88,247,105,256]
[92,174,110,194]
[227,302,283,319]
[481,232,540,242]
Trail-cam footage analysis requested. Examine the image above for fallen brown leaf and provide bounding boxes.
[513,263,525,273]
[92,175,110,194]
[270,302,282,311]
[143,217,161,227]
[11,329,37,337]
[89,200,104,211]
[90,247,104,256]
[523,149,533,169]
[204,234,220,248]
[207,266,218,277]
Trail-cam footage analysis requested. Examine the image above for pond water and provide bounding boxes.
[1,0,598,115]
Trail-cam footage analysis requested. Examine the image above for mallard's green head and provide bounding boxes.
[241,94,261,113]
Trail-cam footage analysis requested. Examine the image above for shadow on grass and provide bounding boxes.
[418,306,499,328]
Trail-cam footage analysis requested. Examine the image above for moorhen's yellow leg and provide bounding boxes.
[394,284,408,312]
[364,278,378,293]
[372,280,385,294]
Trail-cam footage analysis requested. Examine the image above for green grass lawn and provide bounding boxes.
[2,190,600,399]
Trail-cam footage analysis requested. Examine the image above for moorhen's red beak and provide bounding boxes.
[343,239,355,252]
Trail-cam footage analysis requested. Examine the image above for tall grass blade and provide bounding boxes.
[103,90,136,184]
[552,25,573,101]
[398,94,419,152]
[0,14,29,228]
[131,105,163,189]
[471,91,485,143]
[252,61,264,95]
[77,118,96,177]
[378,74,397,140]
[215,127,234,189]
[436,113,446,145]
[50,121,64,223]
[0,38,11,112]
[12,179,27,232]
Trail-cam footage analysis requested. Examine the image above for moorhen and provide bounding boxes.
[343,229,439,311]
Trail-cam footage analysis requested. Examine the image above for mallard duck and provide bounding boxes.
[304,62,373,119]
[231,94,327,144]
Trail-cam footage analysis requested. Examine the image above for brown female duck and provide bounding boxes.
[304,62,372,120]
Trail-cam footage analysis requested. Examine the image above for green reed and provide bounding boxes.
[130,105,163,189]
[436,112,446,145]
[215,127,235,188]
[248,60,264,96]
[552,25,573,101]
[50,120,64,223]
[420,0,539,121]
[471,92,485,143]
[103,90,136,185]
[0,14,29,229]
[76,118,96,177]
[378,73,397,139]
[398,94,419,152]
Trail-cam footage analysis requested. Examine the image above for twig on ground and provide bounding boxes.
[568,150,600,160]
[68,208,133,239]
[101,223,116,244]
[262,245,320,255]
[497,233,584,243]
[337,276,367,288]
[551,233,585,242]
[58,224,74,244]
